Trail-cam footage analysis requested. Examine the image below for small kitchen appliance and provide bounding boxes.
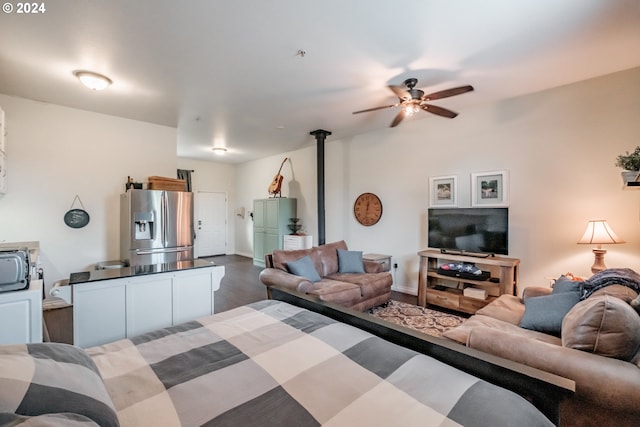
[0,248,30,292]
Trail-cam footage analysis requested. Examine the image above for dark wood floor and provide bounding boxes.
[205,254,417,313]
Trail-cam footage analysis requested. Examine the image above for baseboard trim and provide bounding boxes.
[392,284,417,296]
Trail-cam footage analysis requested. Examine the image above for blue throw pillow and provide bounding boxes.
[520,291,581,336]
[286,256,321,282]
[552,275,583,294]
[337,249,365,274]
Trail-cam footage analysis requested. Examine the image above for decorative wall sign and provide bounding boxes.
[64,195,90,228]
[429,175,458,207]
[471,170,509,207]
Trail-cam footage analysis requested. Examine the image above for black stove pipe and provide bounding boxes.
[309,129,331,245]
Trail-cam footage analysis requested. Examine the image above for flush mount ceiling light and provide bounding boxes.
[73,70,112,90]
[212,147,227,155]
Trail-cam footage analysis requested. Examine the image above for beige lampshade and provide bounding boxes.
[578,220,625,246]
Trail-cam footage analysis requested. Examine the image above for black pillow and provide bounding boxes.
[520,291,581,336]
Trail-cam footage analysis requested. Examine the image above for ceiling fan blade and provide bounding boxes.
[390,109,407,127]
[388,85,411,101]
[352,104,398,114]
[421,104,458,119]
[423,85,474,101]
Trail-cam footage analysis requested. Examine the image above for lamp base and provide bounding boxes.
[590,248,607,274]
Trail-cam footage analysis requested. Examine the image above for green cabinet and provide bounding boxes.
[253,198,296,266]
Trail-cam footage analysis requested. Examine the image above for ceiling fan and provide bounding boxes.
[352,78,474,127]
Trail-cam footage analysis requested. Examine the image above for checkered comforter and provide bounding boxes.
[87,300,552,427]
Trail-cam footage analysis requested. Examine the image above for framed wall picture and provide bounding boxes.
[429,175,457,207]
[471,170,509,207]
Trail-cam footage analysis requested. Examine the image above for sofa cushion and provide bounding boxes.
[0,343,119,427]
[337,249,365,274]
[304,279,363,306]
[317,240,348,276]
[327,272,392,299]
[475,294,525,325]
[442,314,562,345]
[562,294,640,361]
[272,247,319,272]
[286,255,322,282]
[519,291,581,336]
[590,284,638,303]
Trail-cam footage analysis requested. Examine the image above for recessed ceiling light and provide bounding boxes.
[212,147,227,155]
[73,70,112,90]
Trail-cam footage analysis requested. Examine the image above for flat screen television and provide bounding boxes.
[428,208,509,256]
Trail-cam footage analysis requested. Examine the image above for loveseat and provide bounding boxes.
[442,270,640,427]
[259,240,392,311]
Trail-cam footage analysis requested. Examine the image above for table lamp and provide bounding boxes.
[577,220,625,274]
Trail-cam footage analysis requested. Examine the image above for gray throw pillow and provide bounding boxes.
[520,291,581,336]
[286,255,321,282]
[337,249,365,274]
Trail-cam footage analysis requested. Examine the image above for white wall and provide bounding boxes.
[0,94,177,293]
[235,67,640,294]
[2,67,639,298]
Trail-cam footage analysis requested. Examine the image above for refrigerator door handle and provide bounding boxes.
[135,246,192,255]
[161,191,168,248]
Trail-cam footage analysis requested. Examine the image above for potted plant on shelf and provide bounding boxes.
[615,146,640,184]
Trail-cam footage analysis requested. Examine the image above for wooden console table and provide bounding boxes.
[418,250,520,314]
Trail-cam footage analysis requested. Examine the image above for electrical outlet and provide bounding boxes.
[393,263,398,269]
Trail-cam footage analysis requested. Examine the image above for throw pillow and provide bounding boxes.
[519,291,581,335]
[0,343,119,427]
[286,255,321,282]
[562,294,640,361]
[337,249,365,274]
[552,275,583,294]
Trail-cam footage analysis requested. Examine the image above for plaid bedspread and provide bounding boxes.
[87,300,552,427]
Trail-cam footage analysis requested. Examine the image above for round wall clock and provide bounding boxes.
[353,192,383,226]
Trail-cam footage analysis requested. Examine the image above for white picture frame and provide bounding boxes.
[429,175,458,207]
[471,170,509,207]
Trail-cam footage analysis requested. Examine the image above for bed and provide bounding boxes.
[0,288,573,426]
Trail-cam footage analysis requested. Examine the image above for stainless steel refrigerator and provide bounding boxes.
[120,189,194,266]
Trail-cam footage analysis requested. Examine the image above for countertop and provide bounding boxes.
[68,258,220,285]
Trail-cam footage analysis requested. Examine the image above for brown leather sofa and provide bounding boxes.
[442,282,640,427]
[259,240,392,311]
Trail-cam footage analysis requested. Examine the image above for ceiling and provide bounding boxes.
[1,0,639,164]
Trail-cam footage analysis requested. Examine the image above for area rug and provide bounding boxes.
[369,300,466,338]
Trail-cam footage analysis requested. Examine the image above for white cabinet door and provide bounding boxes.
[74,279,127,348]
[127,275,173,337]
[172,266,225,324]
[173,269,212,324]
[0,280,42,344]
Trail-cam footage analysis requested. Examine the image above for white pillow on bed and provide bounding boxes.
[0,343,119,427]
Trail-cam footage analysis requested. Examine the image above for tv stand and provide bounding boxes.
[418,249,520,314]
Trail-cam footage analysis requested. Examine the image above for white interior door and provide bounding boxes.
[195,191,227,257]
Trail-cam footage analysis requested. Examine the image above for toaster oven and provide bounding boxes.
[0,248,30,292]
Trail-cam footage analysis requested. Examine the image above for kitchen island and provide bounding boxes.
[68,259,224,347]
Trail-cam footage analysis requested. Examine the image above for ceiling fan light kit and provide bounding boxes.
[353,78,474,127]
